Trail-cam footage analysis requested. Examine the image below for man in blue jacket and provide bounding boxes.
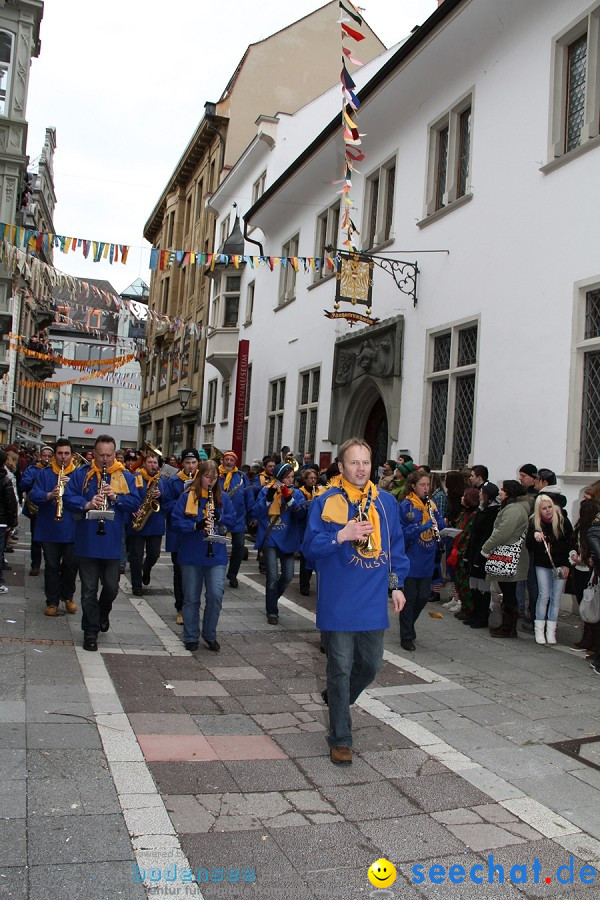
[302,438,408,767]
[20,445,53,576]
[218,450,251,588]
[29,438,77,617]
[128,449,167,596]
[64,434,140,651]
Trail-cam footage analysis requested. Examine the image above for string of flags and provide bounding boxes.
[0,222,130,264]
[19,356,135,389]
[337,0,366,251]
[9,336,136,370]
[44,387,139,412]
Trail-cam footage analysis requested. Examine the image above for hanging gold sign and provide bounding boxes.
[329,252,376,326]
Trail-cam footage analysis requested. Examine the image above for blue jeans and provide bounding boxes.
[535,566,566,622]
[322,629,385,748]
[180,564,226,644]
[262,546,294,617]
[517,554,539,616]
[227,530,246,579]
[400,576,432,642]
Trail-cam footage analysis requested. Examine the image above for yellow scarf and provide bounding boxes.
[322,477,381,558]
[219,464,237,491]
[184,487,210,517]
[300,485,322,502]
[83,460,130,495]
[405,492,435,526]
[51,460,75,476]
[135,467,159,489]
[260,473,276,488]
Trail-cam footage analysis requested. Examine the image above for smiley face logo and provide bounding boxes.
[367,858,397,888]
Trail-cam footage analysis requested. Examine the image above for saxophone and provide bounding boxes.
[54,464,66,522]
[131,473,161,532]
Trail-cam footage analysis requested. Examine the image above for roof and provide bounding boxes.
[244,0,464,224]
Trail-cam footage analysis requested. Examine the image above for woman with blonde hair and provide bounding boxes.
[526,494,572,645]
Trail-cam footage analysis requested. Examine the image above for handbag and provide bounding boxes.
[580,577,600,624]
[484,530,526,579]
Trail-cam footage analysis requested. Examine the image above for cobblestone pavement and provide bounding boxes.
[2,526,600,898]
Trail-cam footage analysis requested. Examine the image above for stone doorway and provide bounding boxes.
[364,396,388,475]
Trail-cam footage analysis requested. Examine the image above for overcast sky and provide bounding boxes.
[25,0,437,294]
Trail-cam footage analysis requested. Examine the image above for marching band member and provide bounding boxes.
[20,446,53,576]
[128,449,167,597]
[298,467,323,596]
[162,449,199,624]
[64,435,140,651]
[302,438,408,766]
[398,469,446,652]
[218,450,252,589]
[29,439,77,618]
[171,460,235,653]
[252,461,306,625]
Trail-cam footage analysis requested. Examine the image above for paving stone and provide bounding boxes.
[206,734,287,761]
[236,693,304,714]
[359,813,468,862]
[28,814,134,865]
[322,779,419,821]
[270,731,328,758]
[0,779,25,818]
[169,680,229,697]
[392,772,491,813]
[27,775,120,817]
[0,749,25,780]
[353,725,415,752]
[432,808,484,826]
[361,747,447,779]
[192,714,262,736]
[127,713,201,735]
[0,701,25,723]
[26,723,102,750]
[225,759,312,792]
[297,754,384,788]
[28,861,147,899]
[163,794,216,833]
[283,790,337,814]
[273,820,381,873]
[204,665,265,681]
[180,828,297,877]
[218,677,281,697]
[444,822,527,851]
[148,760,239,795]
[0,819,26,867]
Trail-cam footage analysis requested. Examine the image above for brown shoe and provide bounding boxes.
[44,605,58,617]
[330,746,352,766]
[176,612,183,625]
[63,599,77,614]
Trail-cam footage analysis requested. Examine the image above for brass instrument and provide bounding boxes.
[285,452,299,472]
[96,465,109,536]
[144,440,163,459]
[351,499,375,554]
[131,472,161,532]
[54,464,66,522]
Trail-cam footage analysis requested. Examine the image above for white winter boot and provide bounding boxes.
[546,620,557,645]
[534,621,546,644]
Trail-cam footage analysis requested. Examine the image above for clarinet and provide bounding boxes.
[424,492,442,546]
[205,487,215,558]
[96,465,109,536]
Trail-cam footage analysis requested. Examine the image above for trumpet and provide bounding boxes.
[96,465,109,536]
[351,500,375,554]
[54,464,66,522]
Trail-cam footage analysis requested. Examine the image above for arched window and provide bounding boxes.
[0,31,14,116]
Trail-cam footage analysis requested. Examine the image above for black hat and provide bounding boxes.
[124,450,137,461]
[481,481,499,501]
[181,448,199,462]
[519,463,537,478]
[537,468,556,486]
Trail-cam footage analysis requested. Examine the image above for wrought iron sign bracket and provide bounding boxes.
[369,254,419,307]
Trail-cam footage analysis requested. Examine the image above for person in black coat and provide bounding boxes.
[0,449,18,593]
[467,481,500,628]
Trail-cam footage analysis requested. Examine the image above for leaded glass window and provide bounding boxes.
[452,374,475,468]
[367,176,379,249]
[458,107,471,197]
[580,351,600,471]
[435,126,449,211]
[433,333,451,372]
[457,326,477,366]
[384,165,395,241]
[297,368,320,457]
[428,380,448,469]
[585,289,600,339]
[267,378,285,455]
[566,34,587,153]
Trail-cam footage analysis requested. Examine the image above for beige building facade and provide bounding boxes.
[140,2,384,456]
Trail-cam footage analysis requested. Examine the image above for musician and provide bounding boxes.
[64,434,140,652]
[298,468,323,596]
[259,459,276,489]
[29,439,78,618]
[398,469,446,652]
[218,450,252,589]
[128,449,167,597]
[252,461,306,625]
[171,460,235,653]
[162,448,199,624]
[20,446,53,576]
[302,438,408,766]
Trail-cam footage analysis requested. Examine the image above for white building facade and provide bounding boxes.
[202,0,599,509]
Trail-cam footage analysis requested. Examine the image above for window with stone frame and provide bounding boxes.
[296,368,320,458]
[364,159,396,249]
[206,378,217,425]
[423,92,473,219]
[278,234,299,305]
[572,281,600,472]
[0,31,13,116]
[267,377,285,455]
[548,4,600,162]
[425,322,478,470]
[313,202,340,282]
[244,281,255,325]
[252,171,266,205]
